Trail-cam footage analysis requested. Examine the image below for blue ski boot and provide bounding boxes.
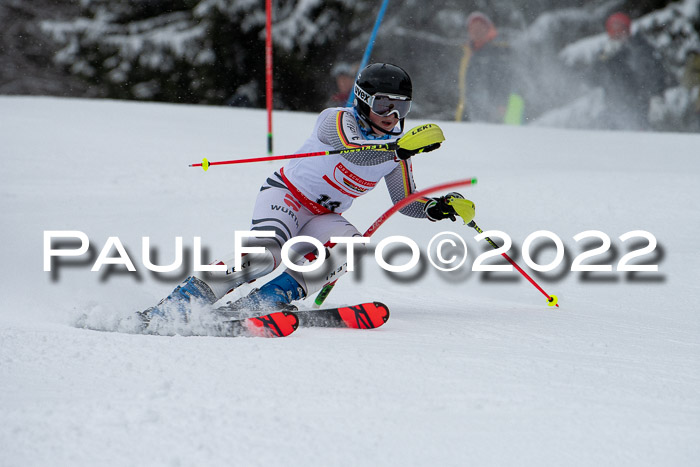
[139,276,218,324]
[221,272,305,314]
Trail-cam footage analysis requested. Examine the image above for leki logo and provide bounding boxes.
[411,124,432,136]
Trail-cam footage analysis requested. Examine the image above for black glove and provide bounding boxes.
[395,142,441,161]
[424,192,464,222]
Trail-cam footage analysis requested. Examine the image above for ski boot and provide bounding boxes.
[215,272,305,319]
[138,276,218,326]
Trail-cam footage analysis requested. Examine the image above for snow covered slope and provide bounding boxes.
[1,96,699,466]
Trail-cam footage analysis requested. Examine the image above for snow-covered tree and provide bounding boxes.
[41,0,371,108]
[34,0,700,131]
[0,0,90,96]
[549,0,700,131]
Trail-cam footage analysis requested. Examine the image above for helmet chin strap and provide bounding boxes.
[360,114,405,137]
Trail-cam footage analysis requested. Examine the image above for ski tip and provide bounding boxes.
[245,311,299,337]
[337,302,390,329]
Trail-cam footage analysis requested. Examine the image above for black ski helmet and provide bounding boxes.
[354,63,412,135]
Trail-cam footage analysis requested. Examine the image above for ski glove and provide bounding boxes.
[395,143,441,161]
[425,192,466,222]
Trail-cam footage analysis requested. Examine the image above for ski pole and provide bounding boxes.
[190,123,446,171]
[190,143,394,171]
[313,177,478,307]
[467,220,559,307]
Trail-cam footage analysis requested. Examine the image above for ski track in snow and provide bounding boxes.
[1,96,699,466]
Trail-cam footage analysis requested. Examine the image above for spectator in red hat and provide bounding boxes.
[455,12,525,125]
[606,12,632,40]
[592,12,672,130]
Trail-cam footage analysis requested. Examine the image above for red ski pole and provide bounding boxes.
[467,220,559,307]
[190,123,447,171]
[190,143,394,171]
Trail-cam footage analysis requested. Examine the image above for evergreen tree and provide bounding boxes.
[41,0,370,109]
[24,0,700,131]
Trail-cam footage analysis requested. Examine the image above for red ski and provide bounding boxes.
[296,302,390,329]
[215,302,390,337]
[224,310,299,338]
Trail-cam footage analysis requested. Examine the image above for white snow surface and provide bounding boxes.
[1,96,699,466]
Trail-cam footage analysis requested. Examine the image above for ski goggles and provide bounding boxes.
[355,84,412,118]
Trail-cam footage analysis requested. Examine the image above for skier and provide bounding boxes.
[142,63,472,321]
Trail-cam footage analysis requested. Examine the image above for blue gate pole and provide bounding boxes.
[345,0,391,107]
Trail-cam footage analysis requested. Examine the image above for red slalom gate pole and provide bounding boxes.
[313,178,478,307]
[467,220,559,308]
[265,0,273,155]
[363,179,476,237]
